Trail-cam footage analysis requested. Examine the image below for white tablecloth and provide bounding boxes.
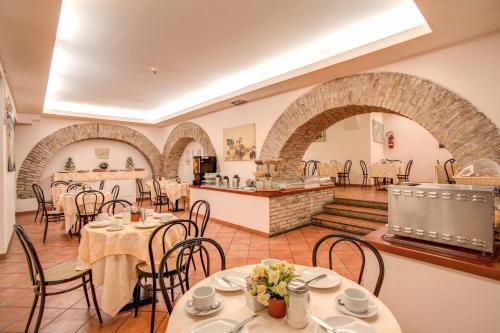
[56,192,112,232]
[53,170,147,182]
[368,163,404,184]
[318,162,342,178]
[76,216,182,316]
[166,264,401,333]
[50,185,68,208]
[145,180,190,202]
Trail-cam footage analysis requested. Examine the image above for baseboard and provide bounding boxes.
[16,210,38,216]
[0,228,14,258]
[208,216,269,238]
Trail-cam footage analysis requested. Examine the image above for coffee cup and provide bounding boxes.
[191,286,215,311]
[145,208,154,217]
[110,218,121,229]
[342,288,369,313]
[159,213,173,223]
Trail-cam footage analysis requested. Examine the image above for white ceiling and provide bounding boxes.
[43,0,429,123]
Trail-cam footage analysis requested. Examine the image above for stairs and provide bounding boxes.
[312,197,388,235]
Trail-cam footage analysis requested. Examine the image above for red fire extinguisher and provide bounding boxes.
[386,131,395,149]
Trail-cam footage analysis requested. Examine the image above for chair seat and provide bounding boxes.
[47,209,64,215]
[137,260,178,277]
[37,261,88,284]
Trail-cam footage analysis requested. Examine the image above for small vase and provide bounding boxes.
[245,293,266,312]
[268,298,286,318]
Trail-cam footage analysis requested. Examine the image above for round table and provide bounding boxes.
[368,163,404,184]
[56,191,112,232]
[76,216,182,316]
[166,264,401,333]
[145,180,190,203]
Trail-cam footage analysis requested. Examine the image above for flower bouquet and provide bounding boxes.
[247,261,296,318]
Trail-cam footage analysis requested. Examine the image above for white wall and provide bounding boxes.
[303,114,371,184]
[0,62,17,254]
[177,141,203,183]
[382,114,453,182]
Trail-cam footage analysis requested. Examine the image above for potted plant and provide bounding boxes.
[125,156,134,170]
[247,261,296,318]
[64,157,75,172]
[99,161,109,170]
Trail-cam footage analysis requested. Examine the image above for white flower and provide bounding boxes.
[275,281,288,297]
[257,292,270,305]
[267,269,280,285]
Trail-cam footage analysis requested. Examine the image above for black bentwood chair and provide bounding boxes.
[134,219,199,333]
[360,160,369,189]
[50,180,69,187]
[397,160,413,183]
[337,160,352,187]
[111,184,120,200]
[136,178,151,207]
[14,225,102,333]
[444,158,456,184]
[32,184,65,243]
[98,180,105,191]
[158,237,226,314]
[74,190,104,237]
[98,199,132,215]
[32,184,55,224]
[67,183,84,192]
[152,179,172,212]
[312,234,385,297]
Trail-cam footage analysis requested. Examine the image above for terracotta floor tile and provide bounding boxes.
[75,312,131,333]
[0,288,40,307]
[115,310,165,333]
[269,249,293,258]
[45,289,86,309]
[3,308,66,333]
[226,250,249,259]
[247,250,270,259]
[0,307,31,331]
[228,243,250,251]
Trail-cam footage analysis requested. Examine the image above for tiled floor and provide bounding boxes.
[0,188,380,332]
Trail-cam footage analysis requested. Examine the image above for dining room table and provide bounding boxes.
[166,264,402,333]
[76,214,183,316]
[145,179,190,210]
[50,185,68,209]
[368,162,404,185]
[55,191,112,233]
[318,162,343,179]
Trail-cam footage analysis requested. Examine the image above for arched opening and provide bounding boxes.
[17,123,163,199]
[259,72,499,177]
[162,122,217,179]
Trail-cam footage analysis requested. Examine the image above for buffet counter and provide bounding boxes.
[190,184,335,235]
[362,227,500,333]
[53,169,147,182]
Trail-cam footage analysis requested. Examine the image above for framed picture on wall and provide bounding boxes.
[223,123,256,161]
[5,96,15,172]
[372,119,384,144]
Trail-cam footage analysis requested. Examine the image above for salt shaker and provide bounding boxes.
[286,279,310,329]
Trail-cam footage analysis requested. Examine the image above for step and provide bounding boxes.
[323,203,388,223]
[333,197,388,210]
[312,213,385,235]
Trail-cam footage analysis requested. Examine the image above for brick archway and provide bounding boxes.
[259,72,499,178]
[17,123,163,199]
[162,122,217,177]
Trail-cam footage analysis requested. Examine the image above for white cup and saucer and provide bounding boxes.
[185,286,224,316]
[335,288,378,318]
[158,212,174,223]
[260,258,280,266]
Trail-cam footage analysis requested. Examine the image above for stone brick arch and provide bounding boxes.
[17,123,163,199]
[162,122,217,177]
[260,72,499,178]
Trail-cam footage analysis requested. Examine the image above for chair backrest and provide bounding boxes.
[75,190,105,217]
[344,160,352,173]
[13,225,45,287]
[98,199,132,215]
[158,237,226,314]
[189,200,210,236]
[153,179,163,198]
[99,180,105,191]
[359,160,368,176]
[32,184,46,207]
[67,183,83,192]
[51,180,69,187]
[305,160,320,176]
[405,160,413,178]
[444,158,456,183]
[111,185,120,200]
[136,178,145,192]
[312,234,385,296]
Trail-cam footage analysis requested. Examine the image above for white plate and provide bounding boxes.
[88,221,110,228]
[299,267,341,289]
[313,315,378,333]
[335,295,378,318]
[106,225,124,231]
[210,270,247,291]
[190,318,248,333]
[134,222,159,229]
[185,293,224,316]
[114,213,122,218]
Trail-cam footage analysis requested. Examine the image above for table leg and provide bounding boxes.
[171,199,185,212]
[119,284,154,312]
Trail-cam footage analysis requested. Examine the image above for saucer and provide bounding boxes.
[106,225,124,231]
[335,295,378,318]
[88,221,110,228]
[185,293,224,316]
[134,222,159,229]
[190,318,249,333]
[313,315,376,333]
